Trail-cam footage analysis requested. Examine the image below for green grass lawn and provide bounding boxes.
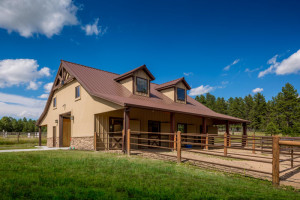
[0,151,299,199]
[0,137,46,150]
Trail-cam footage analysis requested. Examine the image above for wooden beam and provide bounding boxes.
[123,107,130,153]
[202,117,207,149]
[242,123,247,147]
[170,112,175,148]
[279,140,300,146]
[177,131,181,163]
[272,136,280,186]
[226,120,230,146]
[38,126,42,146]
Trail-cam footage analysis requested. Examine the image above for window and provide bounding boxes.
[177,88,185,101]
[136,77,148,94]
[53,97,57,108]
[75,86,80,99]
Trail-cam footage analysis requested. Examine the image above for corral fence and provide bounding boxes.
[1,132,47,144]
[100,130,300,187]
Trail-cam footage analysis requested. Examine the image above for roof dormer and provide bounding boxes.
[114,65,155,97]
[156,77,191,104]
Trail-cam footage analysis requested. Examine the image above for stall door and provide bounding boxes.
[148,121,161,147]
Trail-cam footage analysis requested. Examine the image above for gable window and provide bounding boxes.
[53,97,57,108]
[177,88,185,101]
[136,77,148,94]
[75,86,80,99]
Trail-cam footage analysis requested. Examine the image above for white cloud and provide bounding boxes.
[189,85,214,96]
[44,82,53,93]
[0,0,78,38]
[224,59,240,71]
[0,59,50,89]
[258,50,300,77]
[82,18,107,36]
[0,92,46,119]
[245,67,260,73]
[183,72,193,76]
[38,94,49,99]
[252,88,263,93]
[26,81,42,90]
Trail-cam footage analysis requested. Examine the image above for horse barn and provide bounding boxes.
[36,60,249,151]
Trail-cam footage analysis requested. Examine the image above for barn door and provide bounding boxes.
[148,121,161,147]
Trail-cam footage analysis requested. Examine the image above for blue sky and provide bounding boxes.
[0,0,300,119]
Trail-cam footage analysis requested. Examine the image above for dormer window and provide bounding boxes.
[136,77,148,94]
[177,88,185,101]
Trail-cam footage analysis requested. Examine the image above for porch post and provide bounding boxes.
[226,120,230,146]
[38,126,42,146]
[170,112,175,148]
[202,117,207,149]
[242,122,247,147]
[123,107,130,153]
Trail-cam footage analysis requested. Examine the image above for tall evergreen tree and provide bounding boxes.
[250,93,267,131]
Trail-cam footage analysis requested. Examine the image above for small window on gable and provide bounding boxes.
[75,86,80,99]
[136,77,148,94]
[53,97,57,108]
[177,88,185,101]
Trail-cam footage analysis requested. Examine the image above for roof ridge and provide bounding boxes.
[61,60,120,76]
[156,77,183,86]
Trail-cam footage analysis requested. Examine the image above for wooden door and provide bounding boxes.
[130,120,140,149]
[63,118,71,147]
[53,126,56,147]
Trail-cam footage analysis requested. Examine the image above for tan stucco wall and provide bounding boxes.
[40,80,123,140]
[161,87,174,101]
[120,78,133,93]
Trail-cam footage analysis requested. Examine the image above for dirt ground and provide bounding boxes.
[129,147,300,189]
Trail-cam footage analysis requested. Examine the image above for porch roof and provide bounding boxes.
[37,60,249,125]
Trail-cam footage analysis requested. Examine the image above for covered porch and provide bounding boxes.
[94,107,247,151]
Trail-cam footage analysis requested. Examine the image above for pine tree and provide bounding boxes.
[244,95,254,120]
[215,97,228,114]
[275,83,300,135]
[250,93,267,131]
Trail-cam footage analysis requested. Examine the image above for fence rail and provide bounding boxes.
[110,130,300,187]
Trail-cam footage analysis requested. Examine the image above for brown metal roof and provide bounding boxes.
[114,64,155,81]
[37,60,249,125]
[156,77,191,91]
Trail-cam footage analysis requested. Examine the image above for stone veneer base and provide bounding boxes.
[70,136,94,150]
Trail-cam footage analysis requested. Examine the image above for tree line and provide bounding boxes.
[0,117,40,132]
[195,83,300,136]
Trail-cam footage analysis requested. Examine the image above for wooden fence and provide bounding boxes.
[120,130,300,187]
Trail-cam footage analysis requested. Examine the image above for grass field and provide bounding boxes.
[0,137,46,150]
[0,151,299,199]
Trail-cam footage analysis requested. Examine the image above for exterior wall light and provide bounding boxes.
[55,120,58,123]
[70,116,74,121]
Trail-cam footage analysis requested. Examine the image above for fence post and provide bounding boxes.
[224,132,227,156]
[272,136,280,186]
[291,148,294,168]
[205,134,209,150]
[177,131,181,163]
[174,132,177,151]
[252,134,255,154]
[127,129,131,156]
[17,132,20,143]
